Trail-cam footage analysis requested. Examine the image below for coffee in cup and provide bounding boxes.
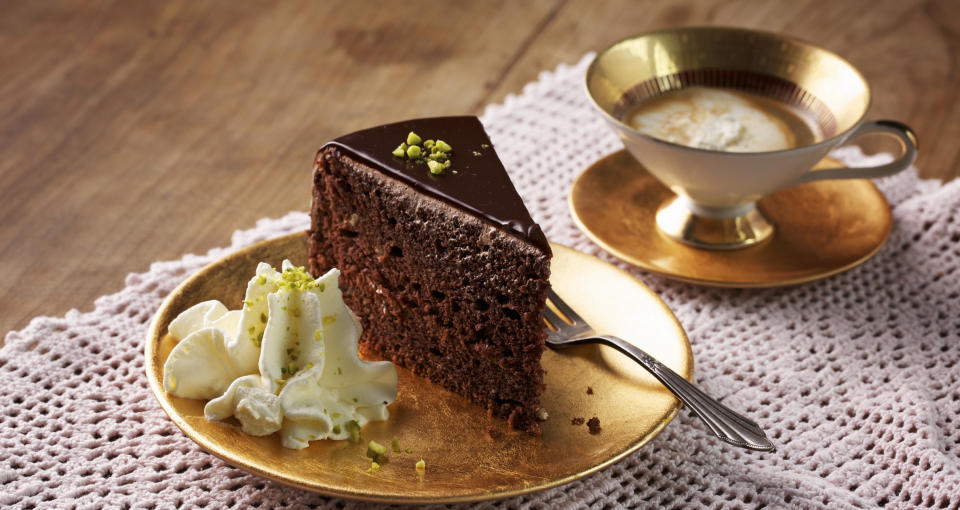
[586,27,918,250]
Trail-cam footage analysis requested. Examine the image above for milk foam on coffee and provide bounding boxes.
[627,87,820,152]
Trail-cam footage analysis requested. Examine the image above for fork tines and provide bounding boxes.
[546,289,584,325]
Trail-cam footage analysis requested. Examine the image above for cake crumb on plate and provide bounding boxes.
[587,417,602,434]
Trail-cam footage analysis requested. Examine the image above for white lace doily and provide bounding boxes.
[3,54,958,509]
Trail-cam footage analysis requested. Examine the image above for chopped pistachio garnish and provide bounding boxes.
[345,420,361,443]
[391,437,401,453]
[367,440,387,461]
[251,330,264,348]
[322,315,337,326]
[276,264,322,292]
[481,143,490,148]
[332,424,341,434]
[415,459,425,473]
[472,150,482,156]
[405,447,412,454]
[365,461,381,474]
[281,358,300,378]
[390,132,453,174]
[260,312,267,323]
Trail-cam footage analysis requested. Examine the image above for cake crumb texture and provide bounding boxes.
[309,147,551,431]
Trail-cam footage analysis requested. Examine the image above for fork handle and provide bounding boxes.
[593,335,776,452]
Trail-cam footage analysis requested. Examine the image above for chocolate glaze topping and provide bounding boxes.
[322,116,550,254]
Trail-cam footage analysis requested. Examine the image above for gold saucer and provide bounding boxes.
[570,151,893,288]
[145,232,693,503]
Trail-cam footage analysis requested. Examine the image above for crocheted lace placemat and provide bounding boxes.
[3,54,958,509]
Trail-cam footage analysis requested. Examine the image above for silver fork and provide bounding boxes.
[543,289,775,452]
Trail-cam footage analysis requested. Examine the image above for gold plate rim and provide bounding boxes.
[569,151,893,288]
[144,232,693,504]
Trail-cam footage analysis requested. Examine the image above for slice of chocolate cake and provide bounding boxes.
[308,116,551,432]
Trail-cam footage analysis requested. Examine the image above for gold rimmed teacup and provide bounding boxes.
[585,27,918,250]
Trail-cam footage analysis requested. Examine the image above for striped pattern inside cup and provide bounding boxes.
[613,69,838,139]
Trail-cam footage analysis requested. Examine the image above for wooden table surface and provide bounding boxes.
[2,0,958,341]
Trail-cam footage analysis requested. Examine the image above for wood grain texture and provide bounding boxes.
[485,0,960,179]
[1,0,957,341]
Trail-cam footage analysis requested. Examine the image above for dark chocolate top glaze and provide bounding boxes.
[322,116,550,254]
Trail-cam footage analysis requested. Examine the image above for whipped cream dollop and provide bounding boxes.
[163,260,398,449]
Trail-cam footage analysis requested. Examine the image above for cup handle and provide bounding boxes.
[796,120,919,184]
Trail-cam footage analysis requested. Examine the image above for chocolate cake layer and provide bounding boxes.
[308,118,551,431]
[325,116,549,254]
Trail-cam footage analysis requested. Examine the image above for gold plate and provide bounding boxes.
[145,232,693,503]
[570,150,893,288]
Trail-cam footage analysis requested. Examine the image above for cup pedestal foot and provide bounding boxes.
[655,197,773,250]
